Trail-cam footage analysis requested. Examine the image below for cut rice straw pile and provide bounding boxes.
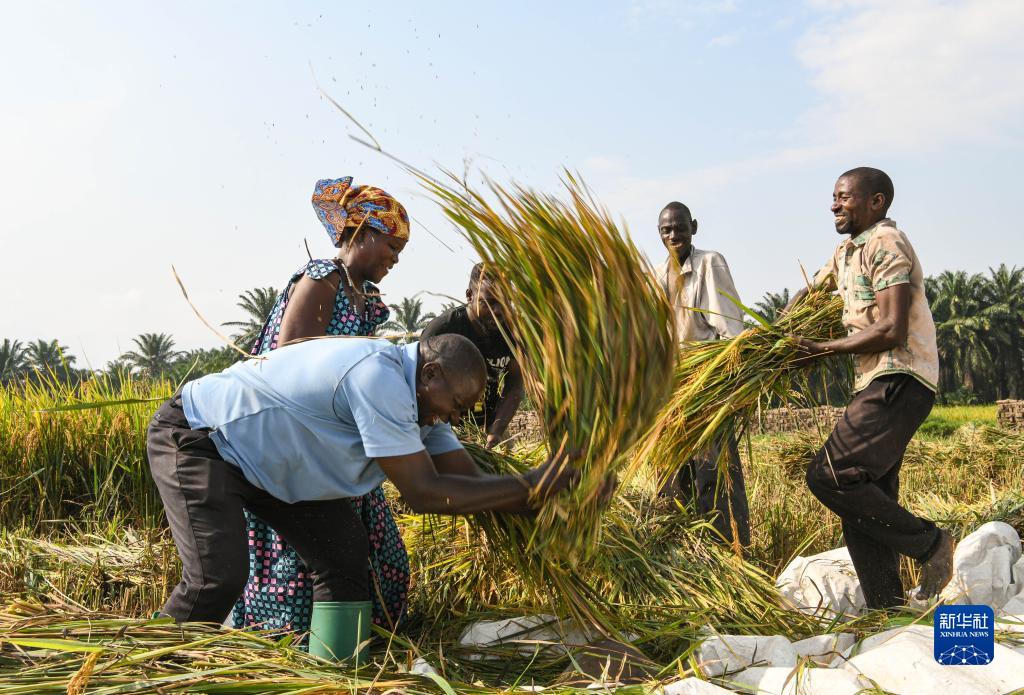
[406,444,822,645]
[422,172,677,564]
[0,600,443,694]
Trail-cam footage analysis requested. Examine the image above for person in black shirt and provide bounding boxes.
[421,263,525,448]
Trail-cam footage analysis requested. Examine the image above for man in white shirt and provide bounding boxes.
[148,334,578,623]
[654,201,750,547]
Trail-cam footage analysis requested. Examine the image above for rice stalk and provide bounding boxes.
[0,373,170,530]
[422,171,677,563]
[0,600,463,693]
[406,444,822,646]
[631,287,845,491]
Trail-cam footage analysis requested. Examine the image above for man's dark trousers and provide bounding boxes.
[806,373,941,609]
[146,395,369,623]
[675,429,751,548]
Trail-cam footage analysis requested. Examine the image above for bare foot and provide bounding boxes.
[916,529,955,600]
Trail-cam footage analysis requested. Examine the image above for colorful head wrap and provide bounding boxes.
[311,177,410,246]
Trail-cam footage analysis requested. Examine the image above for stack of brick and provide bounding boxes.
[502,410,544,447]
[756,406,845,435]
[997,400,1024,432]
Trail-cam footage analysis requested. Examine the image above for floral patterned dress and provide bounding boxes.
[231,259,410,633]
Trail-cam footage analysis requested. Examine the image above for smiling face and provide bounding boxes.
[831,175,887,237]
[416,361,485,427]
[658,207,698,261]
[344,229,407,283]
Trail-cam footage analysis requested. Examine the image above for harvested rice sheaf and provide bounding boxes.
[424,172,677,563]
[632,287,845,489]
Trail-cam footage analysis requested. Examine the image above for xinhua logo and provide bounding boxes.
[934,605,994,665]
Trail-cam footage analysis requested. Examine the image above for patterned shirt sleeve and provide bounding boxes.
[869,229,914,291]
[302,259,340,281]
[812,252,839,291]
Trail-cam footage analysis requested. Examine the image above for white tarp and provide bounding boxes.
[457,614,595,659]
[696,634,797,677]
[941,522,1023,610]
[775,547,865,619]
[725,665,872,695]
[790,633,856,666]
[410,657,439,676]
[661,677,736,694]
[842,624,1024,694]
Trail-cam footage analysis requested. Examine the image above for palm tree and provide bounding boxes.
[980,264,1024,399]
[381,297,436,343]
[122,333,183,378]
[169,346,237,383]
[753,289,791,324]
[223,286,279,352]
[0,339,27,384]
[25,339,76,377]
[927,271,992,399]
[102,357,134,389]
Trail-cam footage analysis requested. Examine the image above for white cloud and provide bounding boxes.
[796,0,1024,150]
[708,32,739,47]
[596,0,1024,214]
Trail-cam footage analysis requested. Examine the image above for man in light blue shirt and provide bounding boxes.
[147,334,575,624]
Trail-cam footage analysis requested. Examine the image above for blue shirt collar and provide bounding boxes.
[402,341,420,422]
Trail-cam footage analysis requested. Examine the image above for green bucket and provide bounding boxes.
[307,601,372,664]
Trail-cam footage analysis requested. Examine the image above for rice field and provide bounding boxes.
[1,376,1021,691]
[918,404,999,439]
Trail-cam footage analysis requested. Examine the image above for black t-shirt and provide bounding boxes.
[420,306,513,403]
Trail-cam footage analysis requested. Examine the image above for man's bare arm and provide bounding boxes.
[376,449,575,515]
[781,287,809,316]
[797,283,910,356]
[431,447,484,478]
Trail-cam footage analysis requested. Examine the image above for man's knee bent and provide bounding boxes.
[184,552,249,620]
[805,451,838,499]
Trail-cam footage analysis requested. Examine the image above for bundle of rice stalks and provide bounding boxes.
[0,600,461,694]
[406,446,822,651]
[423,172,677,562]
[631,287,845,495]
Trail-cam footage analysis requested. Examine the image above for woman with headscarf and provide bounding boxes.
[231,177,411,634]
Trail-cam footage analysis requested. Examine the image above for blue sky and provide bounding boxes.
[2,1,1022,366]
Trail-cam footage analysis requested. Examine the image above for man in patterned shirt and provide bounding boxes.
[788,167,954,609]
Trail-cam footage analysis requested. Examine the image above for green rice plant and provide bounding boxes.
[0,373,169,530]
[918,404,999,439]
[422,172,677,563]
